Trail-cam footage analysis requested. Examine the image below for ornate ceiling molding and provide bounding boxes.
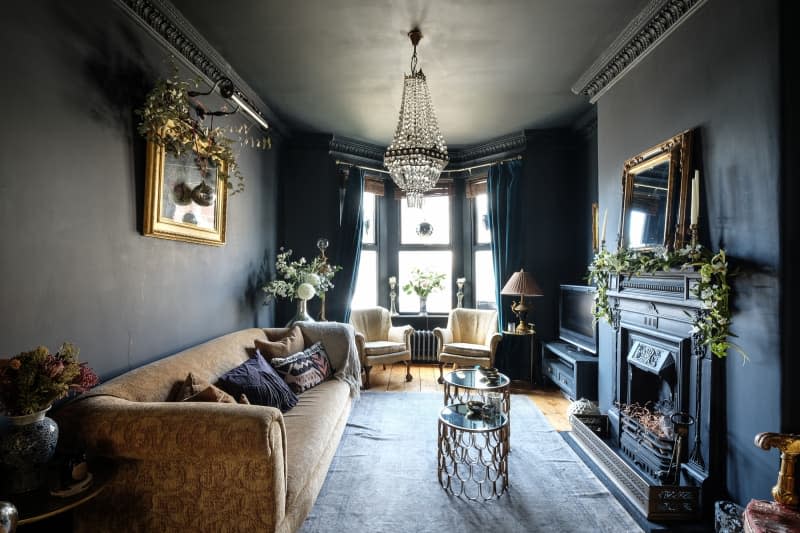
[447,132,527,169]
[114,0,286,136]
[329,136,385,168]
[572,0,708,103]
[329,132,527,177]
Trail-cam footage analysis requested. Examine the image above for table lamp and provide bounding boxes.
[500,269,543,334]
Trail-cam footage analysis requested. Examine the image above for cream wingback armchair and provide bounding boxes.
[349,307,414,389]
[434,308,503,384]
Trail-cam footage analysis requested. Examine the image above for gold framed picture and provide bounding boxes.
[143,139,227,246]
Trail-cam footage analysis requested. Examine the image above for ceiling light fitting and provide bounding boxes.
[384,28,449,209]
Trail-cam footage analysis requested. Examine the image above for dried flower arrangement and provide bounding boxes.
[0,343,99,417]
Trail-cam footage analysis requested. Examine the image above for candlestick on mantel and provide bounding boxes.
[690,170,700,225]
[601,208,608,244]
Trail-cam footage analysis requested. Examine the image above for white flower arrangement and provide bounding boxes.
[296,282,316,301]
[262,248,342,301]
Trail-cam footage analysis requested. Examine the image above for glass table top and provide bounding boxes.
[439,403,508,431]
[443,368,509,390]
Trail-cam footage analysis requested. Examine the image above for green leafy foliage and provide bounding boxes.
[136,65,270,194]
[402,268,447,298]
[262,248,342,301]
[587,245,743,360]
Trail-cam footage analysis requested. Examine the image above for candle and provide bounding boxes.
[601,208,608,243]
[690,171,699,225]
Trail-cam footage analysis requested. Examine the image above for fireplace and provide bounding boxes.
[570,272,720,523]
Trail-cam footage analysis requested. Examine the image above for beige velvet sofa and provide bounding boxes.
[55,325,360,533]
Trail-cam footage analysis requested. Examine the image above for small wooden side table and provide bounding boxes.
[6,459,114,530]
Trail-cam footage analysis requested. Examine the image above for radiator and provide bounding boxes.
[411,330,438,363]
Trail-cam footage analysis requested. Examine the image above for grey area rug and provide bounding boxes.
[300,392,642,533]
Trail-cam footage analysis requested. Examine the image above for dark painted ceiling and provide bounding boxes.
[170,0,647,147]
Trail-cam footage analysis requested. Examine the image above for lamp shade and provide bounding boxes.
[500,269,543,297]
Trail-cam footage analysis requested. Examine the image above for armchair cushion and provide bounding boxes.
[364,340,408,356]
[349,307,393,342]
[442,342,491,357]
[436,309,501,371]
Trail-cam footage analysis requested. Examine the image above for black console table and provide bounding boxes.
[541,341,598,401]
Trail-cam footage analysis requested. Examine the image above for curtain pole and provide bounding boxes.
[334,155,522,176]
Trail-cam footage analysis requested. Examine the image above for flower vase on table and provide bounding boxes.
[0,342,99,495]
[0,407,59,494]
[287,297,314,327]
[419,296,428,316]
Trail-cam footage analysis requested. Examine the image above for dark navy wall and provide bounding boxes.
[521,129,594,344]
[0,1,279,380]
[596,0,781,503]
[274,135,340,325]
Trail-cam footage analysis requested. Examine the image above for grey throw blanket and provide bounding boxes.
[298,321,361,399]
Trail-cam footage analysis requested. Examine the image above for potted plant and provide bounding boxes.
[402,268,447,315]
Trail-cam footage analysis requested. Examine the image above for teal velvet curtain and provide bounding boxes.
[488,159,522,330]
[329,166,364,323]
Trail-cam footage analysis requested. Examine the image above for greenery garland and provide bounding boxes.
[587,244,744,360]
[136,67,270,194]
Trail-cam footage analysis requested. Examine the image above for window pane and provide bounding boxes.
[351,250,377,310]
[475,193,491,244]
[474,250,497,310]
[362,192,375,244]
[400,196,450,244]
[398,251,452,313]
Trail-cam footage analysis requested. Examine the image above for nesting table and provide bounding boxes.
[437,368,510,500]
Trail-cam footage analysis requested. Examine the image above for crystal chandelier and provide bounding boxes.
[384,28,449,209]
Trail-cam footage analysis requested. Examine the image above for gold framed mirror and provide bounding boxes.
[619,129,693,250]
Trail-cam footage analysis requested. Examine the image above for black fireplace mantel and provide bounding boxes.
[572,271,721,524]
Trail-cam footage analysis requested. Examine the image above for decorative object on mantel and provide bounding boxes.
[402,267,446,316]
[0,344,98,494]
[137,66,270,195]
[388,276,398,315]
[262,246,342,326]
[456,278,466,308]
[500,269,543,334]
[384,28,449,209]
[587,244,745,360]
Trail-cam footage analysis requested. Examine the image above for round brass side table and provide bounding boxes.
[437,403,509,500]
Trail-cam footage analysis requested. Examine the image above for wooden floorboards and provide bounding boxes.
[363,362,572,431]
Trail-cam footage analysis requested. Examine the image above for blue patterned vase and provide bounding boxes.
[0,406,59,494]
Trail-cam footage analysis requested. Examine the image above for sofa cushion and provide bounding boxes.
[271,342,333,394]
[169,372,236,403]
[256,325,305,360]
[363,340,407,356]
[216,354,298,412]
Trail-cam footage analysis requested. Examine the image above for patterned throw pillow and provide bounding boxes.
[270,341,334,394]
[255,325,305,360]
[216,354,298,412]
